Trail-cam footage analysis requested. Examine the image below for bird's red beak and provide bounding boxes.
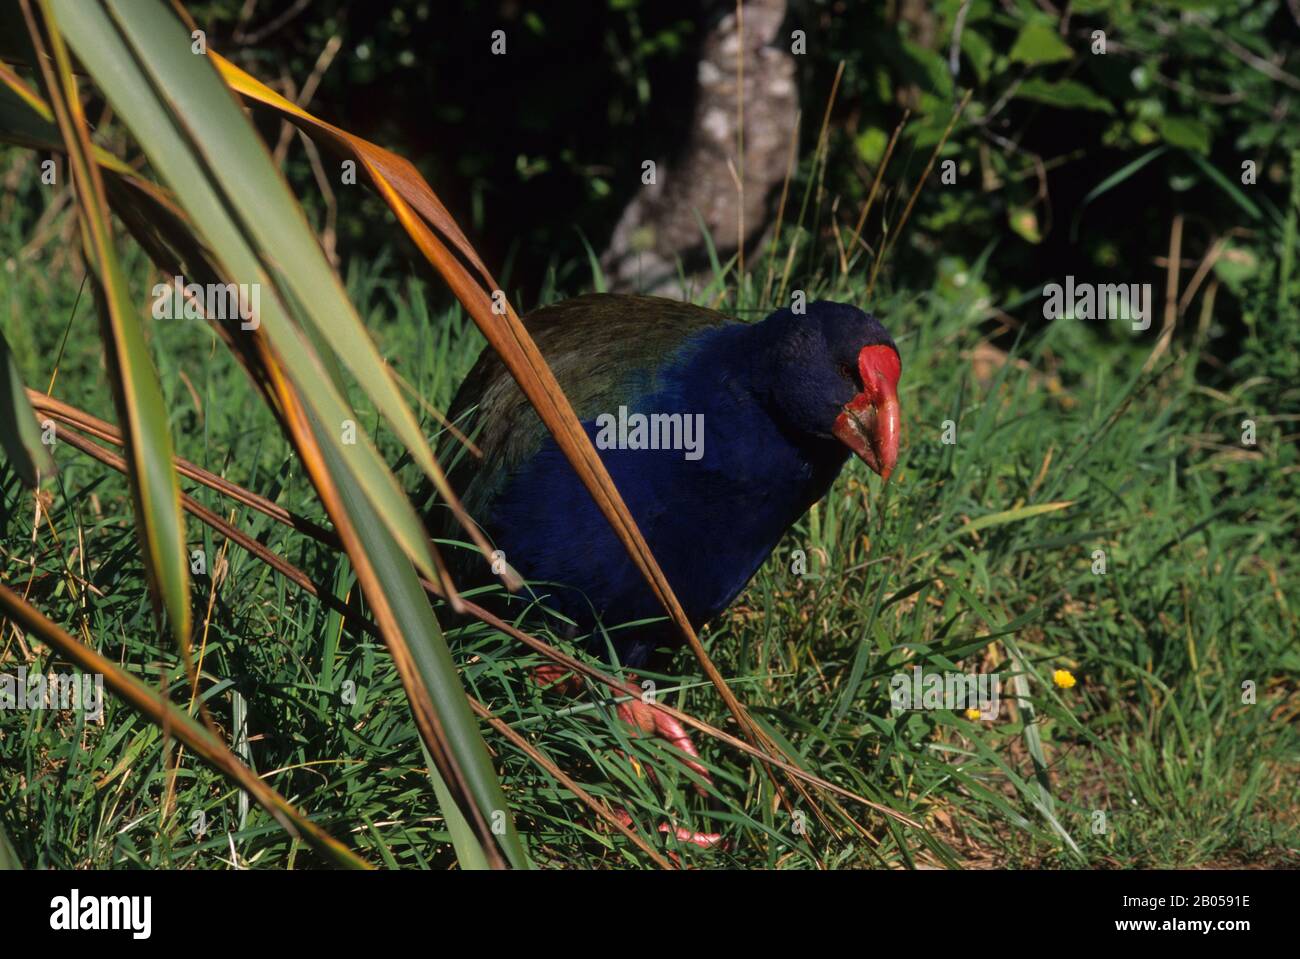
[833,344,901,480]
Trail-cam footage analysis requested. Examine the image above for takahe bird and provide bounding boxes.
[438,293,900,663]
[435,294,899,829]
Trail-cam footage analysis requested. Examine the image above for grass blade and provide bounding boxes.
[1070,146,1169,241]
[948,501,1074,541]
[0,581,368,868]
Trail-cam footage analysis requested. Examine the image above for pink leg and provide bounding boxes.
[616,689,712,788]
[532,665,711,785]
[531,665,723,849]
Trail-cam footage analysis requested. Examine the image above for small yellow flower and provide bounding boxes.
[964,708,982,721]
[1053,668,1077,689]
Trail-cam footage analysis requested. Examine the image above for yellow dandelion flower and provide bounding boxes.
[964,708,982,721]
[1053,668,1077,689]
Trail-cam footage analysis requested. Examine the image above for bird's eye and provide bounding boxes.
[837,362,856,384]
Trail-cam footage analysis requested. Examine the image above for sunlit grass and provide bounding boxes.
[4,233,1295,867]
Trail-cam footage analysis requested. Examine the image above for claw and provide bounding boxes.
[658,821,726,850]
[532,663,583,695]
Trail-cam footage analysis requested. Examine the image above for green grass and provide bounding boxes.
[2,214,1297,868]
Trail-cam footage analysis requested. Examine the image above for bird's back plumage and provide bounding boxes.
[443,294,733,514]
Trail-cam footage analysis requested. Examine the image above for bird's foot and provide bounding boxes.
[531,665,722,850]
[533,657,717,800]
[613,808,726,851]
[531,665,711,790]
[614,683,712,794]
[532,663,584,696]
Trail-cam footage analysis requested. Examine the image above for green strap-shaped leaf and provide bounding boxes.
[102,0,449,513]
[43,0,521,866]
[0,61,138,177]
[0,331,55,486]
[34,0,191,649]
[311,408,529,869]
[420,741,492,871]
[48,0,440,585]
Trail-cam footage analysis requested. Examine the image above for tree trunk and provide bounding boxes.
[601,0,796,298]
